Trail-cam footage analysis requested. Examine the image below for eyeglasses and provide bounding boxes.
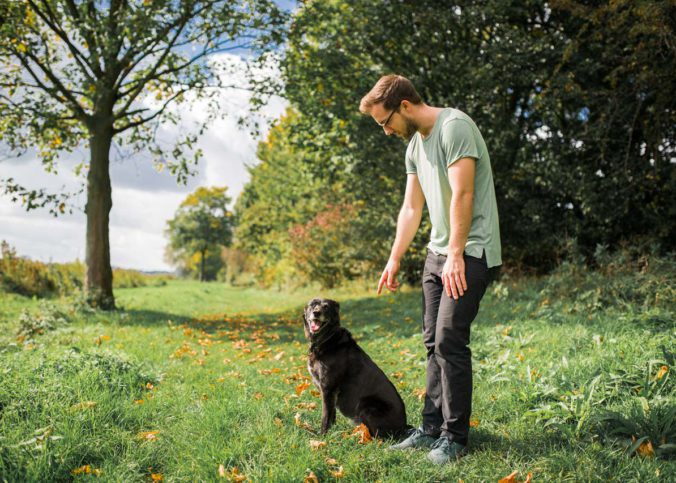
[377,103,400,128]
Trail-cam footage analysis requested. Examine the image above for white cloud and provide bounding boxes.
[0,54,286,271]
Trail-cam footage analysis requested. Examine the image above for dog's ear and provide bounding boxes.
[302,310,311,340]
[329,299,340,322]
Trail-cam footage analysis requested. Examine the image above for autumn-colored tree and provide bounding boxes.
[165,186,233,282]
[0,0,286,308]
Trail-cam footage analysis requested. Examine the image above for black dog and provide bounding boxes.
[303,298,410,438]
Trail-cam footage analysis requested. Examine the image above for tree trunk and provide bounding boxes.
[85,122,115,309]
[200,248,206,282]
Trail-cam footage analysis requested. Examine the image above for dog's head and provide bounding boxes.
[303,298,340,340]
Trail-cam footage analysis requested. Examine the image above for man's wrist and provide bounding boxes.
[448,246,465,257]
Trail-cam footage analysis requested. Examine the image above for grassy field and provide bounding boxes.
[0,269,674,482]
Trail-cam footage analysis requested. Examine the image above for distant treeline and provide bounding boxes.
[0,242,173,298]
[234,0,675,288]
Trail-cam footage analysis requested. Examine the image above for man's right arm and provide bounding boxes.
[377,174,425,294]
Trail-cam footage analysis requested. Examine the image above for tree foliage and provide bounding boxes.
[239,0,675,285]
[0,0,286,307]
[165,186,234,281]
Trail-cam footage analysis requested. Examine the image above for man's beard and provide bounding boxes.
[399,117,419,140]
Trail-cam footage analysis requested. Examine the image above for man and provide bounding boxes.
[359,74,501,464]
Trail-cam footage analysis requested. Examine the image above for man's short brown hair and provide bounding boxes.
[359,74,422,113]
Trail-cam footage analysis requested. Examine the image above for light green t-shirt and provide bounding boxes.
[405,108,502,268]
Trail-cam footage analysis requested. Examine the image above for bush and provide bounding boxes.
[0,241,174,297]
[17,302,70,342]
[0,241,82,297]
[288,203,363,289]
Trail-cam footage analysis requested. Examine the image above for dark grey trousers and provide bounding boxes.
[420,249,495,445]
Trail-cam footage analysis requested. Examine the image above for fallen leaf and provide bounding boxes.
[498,470,518,483]
[253,392,264,400]
[69,401,97,411]
[469,419,480,427]
[71,465,91,475]
[221,466,246,482]
[309,440,326,450]
[637,439,655,458]
[137,430,159,441]
[304,470,319,483]
[413,388,426,401]
[218,464,226,477]
[274,351,285,360]
[352,423,372,444]
[330,466,345,478]
[150,474,163,482]
[296,382,311,396]
[325,457,338,465]
[294,412,314,431]
[655,365,668,380]
[295,402,318,410]
[273,417,283,427]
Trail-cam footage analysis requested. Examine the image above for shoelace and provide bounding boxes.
[430,438,449,450]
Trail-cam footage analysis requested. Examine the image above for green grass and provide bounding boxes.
[0,273,674,482]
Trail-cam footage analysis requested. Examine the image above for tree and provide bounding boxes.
[0,0,286,308]
[165,186,233,281]
[244,0,674,276]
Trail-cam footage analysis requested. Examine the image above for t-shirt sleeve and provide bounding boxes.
[441,119,480,167]
[405,146,417,174]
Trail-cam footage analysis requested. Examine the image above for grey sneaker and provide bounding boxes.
[388,427,437,450]
[427,437,468,464]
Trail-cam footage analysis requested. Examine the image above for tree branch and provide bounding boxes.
[28,0,98,81]
[112,87,191,134]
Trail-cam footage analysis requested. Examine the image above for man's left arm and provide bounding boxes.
[442,157,475,299]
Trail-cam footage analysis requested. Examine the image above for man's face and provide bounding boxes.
[370,102,418,140]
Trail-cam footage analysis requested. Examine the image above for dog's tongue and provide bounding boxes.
[310,321,320,332]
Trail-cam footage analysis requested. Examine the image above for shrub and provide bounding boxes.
[0,241,174,296]
[0,241,82,297]
[288,203,363,288]
[17,302,70,341]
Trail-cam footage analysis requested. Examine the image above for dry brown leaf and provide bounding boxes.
[150,474,163,481]
[304,470,319,483]
[274,351,285,361]
[498,470,519,483]
[330,466,345,478]
[325,457,338,465]
[273,417,283,427]
[637,439,655,458]
[222,466,246,482]
[295,382,311,396]
[218,464,226,477]
[295,402,318,410]
[352,423,373,444]
[69,401,97,411]
[309,440,326,450]
[655,365,668,380]
[137,430,159,441]
[525,472,533,483]
[469,419,480,427]
[294,412,314,432]
[412,388,426,401]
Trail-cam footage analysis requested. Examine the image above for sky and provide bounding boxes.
[0,53,287,272]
